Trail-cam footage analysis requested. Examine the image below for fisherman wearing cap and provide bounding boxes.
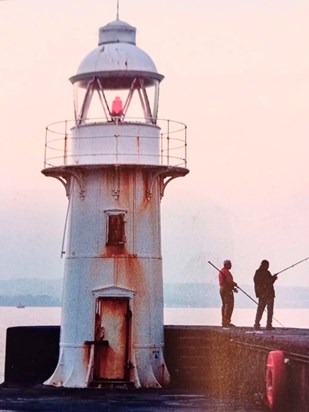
[253,259,278,331]
[219,259,238,328]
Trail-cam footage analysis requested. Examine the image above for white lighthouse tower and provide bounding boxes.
[42,16,188,388]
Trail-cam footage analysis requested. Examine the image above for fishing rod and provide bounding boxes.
[274,256,309,276]
[208,261,285,328]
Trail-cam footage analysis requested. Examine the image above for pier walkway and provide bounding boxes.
[0,385,268,411]
[2,325,309,411]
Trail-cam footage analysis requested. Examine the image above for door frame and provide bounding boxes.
[92,286,135,381]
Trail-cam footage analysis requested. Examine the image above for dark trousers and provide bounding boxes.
[220,287,234,326]
[254,298,274,327]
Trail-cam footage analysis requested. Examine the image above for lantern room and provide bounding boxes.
[44,20,187,171]
[70,19,163,125]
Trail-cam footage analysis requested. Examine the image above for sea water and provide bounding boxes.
[0,306,308,382]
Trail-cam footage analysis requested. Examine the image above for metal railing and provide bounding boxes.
[43,117,187,169]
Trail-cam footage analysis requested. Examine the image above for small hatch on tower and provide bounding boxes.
[105,211,126,246]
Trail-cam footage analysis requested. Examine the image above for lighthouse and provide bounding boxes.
[42,17,188,388]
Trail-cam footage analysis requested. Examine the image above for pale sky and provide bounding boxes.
[1,0,309,290]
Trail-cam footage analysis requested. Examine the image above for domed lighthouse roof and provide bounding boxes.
[70,19,164,89]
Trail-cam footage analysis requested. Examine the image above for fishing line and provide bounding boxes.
[208,261,285,328]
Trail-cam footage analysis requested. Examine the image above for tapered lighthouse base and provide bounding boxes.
[44,254,171,389]
[44,345,170,388]
[44,346,89,388]
[133,346,171,388]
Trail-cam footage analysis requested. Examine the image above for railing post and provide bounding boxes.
[44,127,48,168]
[64,120,68,166]
[167,119,170,166]
[184,125,187,168]
[160,132,164,165]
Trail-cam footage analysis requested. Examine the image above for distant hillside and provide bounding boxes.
[0,278,63,296]
[0,278,62,307]
[0,278,307,308]
[164,283,309,309]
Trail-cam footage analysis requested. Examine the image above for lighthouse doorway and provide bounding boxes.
[93,297,131,381]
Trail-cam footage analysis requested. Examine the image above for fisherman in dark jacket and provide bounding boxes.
[253,259,277,331]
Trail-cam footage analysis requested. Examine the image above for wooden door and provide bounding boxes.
[94,298,130,380]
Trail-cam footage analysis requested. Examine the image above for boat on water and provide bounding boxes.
[16,304,25,309]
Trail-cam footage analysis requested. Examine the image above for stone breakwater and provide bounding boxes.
[2,325,309,411]
[164,325,309,411]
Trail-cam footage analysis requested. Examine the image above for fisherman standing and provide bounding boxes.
[253,260,277,331]
[219,259,238,328]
